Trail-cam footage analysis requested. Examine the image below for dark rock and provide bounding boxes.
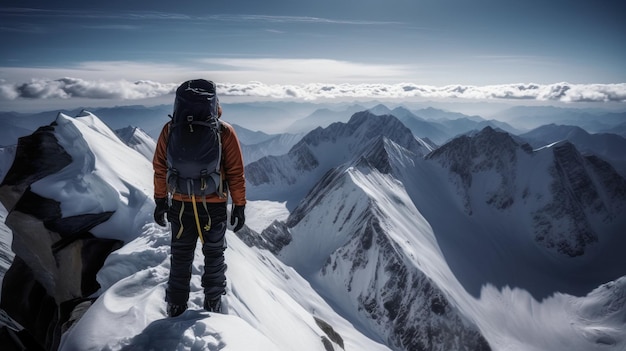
[0,125,72,197]
[0,122,122,350]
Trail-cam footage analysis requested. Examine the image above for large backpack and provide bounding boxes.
[166,79,224,197]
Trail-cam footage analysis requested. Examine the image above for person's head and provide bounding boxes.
[173,79,222,119]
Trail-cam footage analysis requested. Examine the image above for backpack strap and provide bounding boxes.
[215,126,225,198]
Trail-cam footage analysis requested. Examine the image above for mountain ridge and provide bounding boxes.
[246,111,432,208]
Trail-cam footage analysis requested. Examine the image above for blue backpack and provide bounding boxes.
[166,79,223,197]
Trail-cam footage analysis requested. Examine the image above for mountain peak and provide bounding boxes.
[246,110,430,208]
[354,137,394,174]
[367,104,393,116]
[354,135,423,175]
[427,126,524,166]
[293,111,428,156]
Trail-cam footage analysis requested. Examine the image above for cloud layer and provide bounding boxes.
[1,78,177,100]
[1,78,625,103]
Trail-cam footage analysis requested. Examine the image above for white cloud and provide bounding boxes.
[217,81,626,102]
[1,78,177,100]
[1,77,625,103]
[3,59,624,104]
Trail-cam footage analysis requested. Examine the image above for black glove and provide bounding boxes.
[154,198,169,227]
[230,205,245,232]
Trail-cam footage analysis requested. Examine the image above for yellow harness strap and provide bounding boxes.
[175,201,185,239]
[191,194,205,243]
[174,196,212,244]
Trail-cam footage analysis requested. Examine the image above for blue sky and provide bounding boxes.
[1,0,625,108]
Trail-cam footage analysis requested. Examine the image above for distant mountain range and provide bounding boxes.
[3,102,625,172]
[490,105,626,132]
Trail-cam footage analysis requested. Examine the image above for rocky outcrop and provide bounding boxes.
[114,125,156,161]
[236,221,292,255]
[0,122,123,350]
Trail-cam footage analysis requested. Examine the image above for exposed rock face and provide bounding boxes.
[426,126,527,214]
[0,123,123,350]
[320,211,491,351]
[427,127,626,258]
[235,220,292,255]
[533,142,626,256]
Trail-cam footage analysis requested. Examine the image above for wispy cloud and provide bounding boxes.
[198,58,413,83]
[203,14,400,25]
[0,7,397,26]
[1,78,624,103]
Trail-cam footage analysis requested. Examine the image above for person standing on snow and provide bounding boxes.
[152,79,246,317]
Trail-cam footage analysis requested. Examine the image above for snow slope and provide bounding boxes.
[115,125,157,161]
[0,110,389,350]
[60,222,388,351]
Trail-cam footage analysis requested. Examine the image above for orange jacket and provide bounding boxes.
[153,119,246,206]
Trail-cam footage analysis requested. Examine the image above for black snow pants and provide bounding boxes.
[165,199,227,306]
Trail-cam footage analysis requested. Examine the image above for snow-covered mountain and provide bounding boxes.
[1,109,625,351]
[115,125,157,161]
[272,137,490,351]
[519,124,626,177]
[363,105,520,145]
[421,127,626,295]
[0,106,171,143]
[245,111,434,208]
[388,106,450,145]
[247,114,626,351]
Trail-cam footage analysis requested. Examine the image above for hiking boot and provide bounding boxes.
[167,303,187,317]
[204,296,222,313]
